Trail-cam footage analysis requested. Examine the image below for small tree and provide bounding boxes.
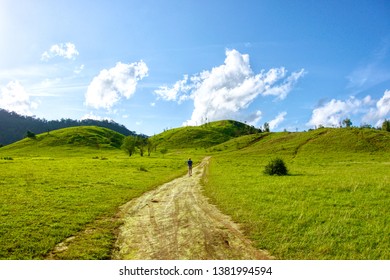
[264,158,288,176]
[263,122,270,132]
[160,148,168,158]
[136,136,147,157]
[26,130,36,139]
[121,136,137,157]
[382,119,390,132]
[146,138,155,156]
[342,118,352,128]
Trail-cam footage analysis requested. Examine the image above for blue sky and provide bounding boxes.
[1,0,389,135]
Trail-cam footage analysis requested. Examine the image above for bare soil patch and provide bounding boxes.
[112,157,272,260]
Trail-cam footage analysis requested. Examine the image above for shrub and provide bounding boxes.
[264,158,288,176]
[26,130,36,139]
[139,166,148,172]
[2,157,13,160]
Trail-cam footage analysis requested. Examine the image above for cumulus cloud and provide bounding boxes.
[308,91,390,128]
[80,112,110,121]
[41,42,79,61]
[154,74,192,103]
[155,49,305,126]
[245,110,262,126]
[0,81,38,115]
[85,61,148,109]
[363,90,390,126]
[269,112,287,130]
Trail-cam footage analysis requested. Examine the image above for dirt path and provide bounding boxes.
[112,157,271,260]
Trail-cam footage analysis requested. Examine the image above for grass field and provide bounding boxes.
[0,127,204,259]
[1,124,389,259]
[203,128,390,259]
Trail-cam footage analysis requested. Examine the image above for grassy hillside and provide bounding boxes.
[203,127,390,259]
[0,109,137,146]
[151,120,260,149]
[0,126,125,156]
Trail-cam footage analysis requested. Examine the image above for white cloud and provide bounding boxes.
[155,49,305,126]
[307,96,372,127]
[363,90,390,126]
[154,74,192,103]
[245,110,262,126]
[0,80,38,115]
[41,42,79,61]
[262,70,306,100]
[269,112,287,130]
[80,112,111,121]
[85,61,148,110]
[74,64,85,74]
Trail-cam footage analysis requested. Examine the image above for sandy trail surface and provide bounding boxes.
[112,157,271,260]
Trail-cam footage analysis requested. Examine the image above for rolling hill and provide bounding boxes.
[2,120,389,158]
[150,120,261,149]
[209,126,390,156]
[0,109,137,146]
[0,126,125,156]
[0,120,261,155]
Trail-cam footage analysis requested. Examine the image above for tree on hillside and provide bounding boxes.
[263,122,270,132]
[382,119,390,132]
[146,138,155,156]
[121,136,137,156]
[26,130,36,139]
[136,136,147,157]
[160,148,168,158]
[342,118,352,128]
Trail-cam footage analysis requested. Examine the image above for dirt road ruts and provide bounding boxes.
[112,157,272,260]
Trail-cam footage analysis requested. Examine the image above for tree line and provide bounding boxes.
[313,118,390,132]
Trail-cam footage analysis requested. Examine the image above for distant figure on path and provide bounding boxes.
[187,158,193,176]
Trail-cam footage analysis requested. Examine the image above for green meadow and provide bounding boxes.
[0,126,203,259]
[203,128,390,259]
[1,123,389,259]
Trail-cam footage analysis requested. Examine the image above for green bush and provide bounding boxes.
[264,158,288,176]
[26,130,36,139]
[139,166,148,172]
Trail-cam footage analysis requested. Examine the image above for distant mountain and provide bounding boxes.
[0,109,137,146]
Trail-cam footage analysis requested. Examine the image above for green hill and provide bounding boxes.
[203,127,390,259]
[210,127,390,156]
[151,120,260,149]
[0,126,125,156]
[0,108,136,146]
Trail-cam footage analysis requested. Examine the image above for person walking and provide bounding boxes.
[187,158,193,176]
